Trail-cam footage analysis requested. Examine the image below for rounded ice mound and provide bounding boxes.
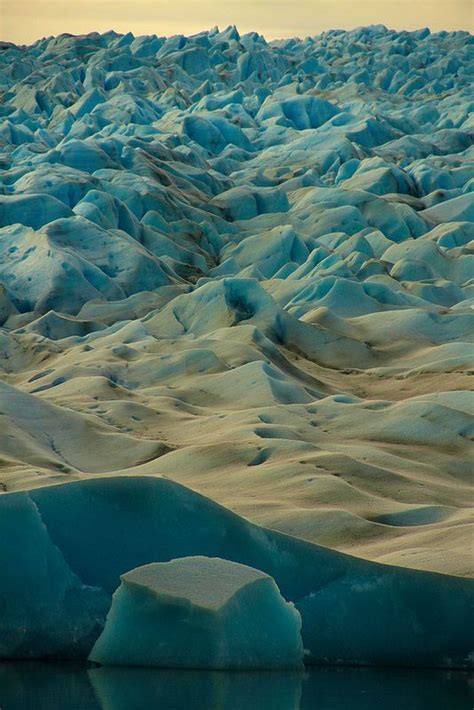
[89,556,304,670]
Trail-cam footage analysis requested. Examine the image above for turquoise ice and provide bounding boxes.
[0,477,472,668]
[89,557,304,669]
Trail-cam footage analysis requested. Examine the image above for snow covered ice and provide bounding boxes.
[89,556,304,669]
[0,24,473,667]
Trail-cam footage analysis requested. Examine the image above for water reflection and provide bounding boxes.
[0,662,472,709]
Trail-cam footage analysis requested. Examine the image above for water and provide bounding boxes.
[0,663,472,709]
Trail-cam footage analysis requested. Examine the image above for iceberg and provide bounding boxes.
[89,557,304,669]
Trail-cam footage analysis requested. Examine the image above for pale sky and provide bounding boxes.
[1,0,473,45]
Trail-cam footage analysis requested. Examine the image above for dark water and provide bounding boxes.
[0,662,472,710]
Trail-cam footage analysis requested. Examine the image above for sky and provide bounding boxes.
[1,0,473,45]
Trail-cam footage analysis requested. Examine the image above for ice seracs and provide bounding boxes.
[89,556,304,669]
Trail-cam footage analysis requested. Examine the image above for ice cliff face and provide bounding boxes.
[0,25,472,593]
[1,476,473,666]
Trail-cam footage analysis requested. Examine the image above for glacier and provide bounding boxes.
[0,23,473,668]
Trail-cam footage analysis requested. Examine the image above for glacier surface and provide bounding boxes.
[0,25,472,573]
